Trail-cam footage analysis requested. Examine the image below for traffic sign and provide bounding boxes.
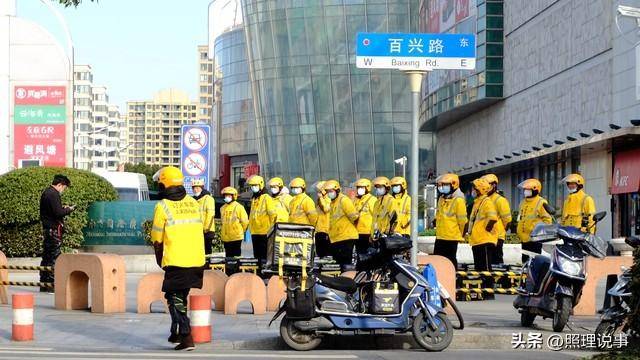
[355,32,476,71]
[181,124,211,193]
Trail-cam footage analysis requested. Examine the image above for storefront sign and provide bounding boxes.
[14,86,66,105]
[611,148,640,194]
[243,162,260,178]
[13,105,66,124]
[13,124,66,167]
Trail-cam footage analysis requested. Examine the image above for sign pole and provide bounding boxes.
[405,70,426,268]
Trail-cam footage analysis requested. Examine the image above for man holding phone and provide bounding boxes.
[39,174,75,292]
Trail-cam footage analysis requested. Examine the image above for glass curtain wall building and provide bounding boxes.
[241,0,434,187]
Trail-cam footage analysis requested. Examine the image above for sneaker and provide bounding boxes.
[174,335,195,351]
[168,333,181,344]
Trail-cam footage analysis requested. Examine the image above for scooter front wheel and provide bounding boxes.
[412,313,453,352]
[520,309,536,327]
[595,320,623,338]
[553,295,572,332]
[280,316,322,351]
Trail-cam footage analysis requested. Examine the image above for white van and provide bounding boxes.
[93,170,150,201]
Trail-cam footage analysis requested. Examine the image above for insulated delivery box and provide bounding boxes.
[266,223,315,275]
[369,282,400,314]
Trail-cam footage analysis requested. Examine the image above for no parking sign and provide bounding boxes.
[181,124,211,194]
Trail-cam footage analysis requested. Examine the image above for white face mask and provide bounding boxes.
[438,185,451,195]
[567,185,578,194]
[523,189,533,198]
[270,186,280,195]
[224,196,233,203]
[251,185,260,193]
[291,187,302,195]
[392,185,402,194]
[357,187,366,196]
[375,187,387,196]
[327,191,337,200]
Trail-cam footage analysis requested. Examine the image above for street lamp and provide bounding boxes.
[394,156,407,179]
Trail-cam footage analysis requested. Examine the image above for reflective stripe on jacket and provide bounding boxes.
[354,194,377,235]
[488,192,512,240]
[249,194,277,235]
[517,196,552,243]
[197,194,216,233]
[328,193,359,243]
[561,190,596,233]
[435,195,467,241]
[221,201,249,242]
[289,193,319,226]
[468,195,499,247]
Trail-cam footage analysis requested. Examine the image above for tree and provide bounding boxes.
[123,163,162,191]
[58,0,98,7]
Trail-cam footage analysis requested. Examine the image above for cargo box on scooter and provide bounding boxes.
[266,223,315,272]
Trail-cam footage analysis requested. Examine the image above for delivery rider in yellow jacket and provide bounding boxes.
[353,178,378,254]
[371,176,396,236]
[150,166,205,351]
[561,174,597,233]
[247,175,277,263]
[324,180,359,268]
[468,178,499,272]
[434,173,467,269]
[481,174,512,265]
[268,177,290,223]
[288,177,318,226]
[191,178,216,256]
[220,186,249,258]
[390,176,411,237]
[516,179,553,263]
[314,181,331,258]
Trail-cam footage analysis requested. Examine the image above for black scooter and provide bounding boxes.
[514,211,608,332]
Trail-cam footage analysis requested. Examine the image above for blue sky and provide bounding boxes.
[18,0,211,110]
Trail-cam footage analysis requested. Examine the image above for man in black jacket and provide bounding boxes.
[39,174,75,292]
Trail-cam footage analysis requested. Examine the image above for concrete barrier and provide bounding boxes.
[266,276,286,312]
[224,272,266,315]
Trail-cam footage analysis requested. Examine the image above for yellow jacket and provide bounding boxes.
[316,195,331,234]
[249,193,277,235]
[468,195,499,246]
[517,195,553,242]
[561,190,596,233]
[393,193,411,236]
[289,193,319,226]
[435,195,467,241]
[220,201,249,242]
[372,194,395,235]
[273,193,291,223]
[354,194,377,235]
[151,197,205,268]
[328,193,359,243]
[196,194,216,233]
[488,192,512,240]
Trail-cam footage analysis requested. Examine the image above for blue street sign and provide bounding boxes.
[356,32,476,70]
[181,124,211,194]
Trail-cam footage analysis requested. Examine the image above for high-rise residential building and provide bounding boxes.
[198,45,214,124]
[126,88,198,166]
[72,65,124,171]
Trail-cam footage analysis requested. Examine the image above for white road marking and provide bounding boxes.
[0,349,358,359]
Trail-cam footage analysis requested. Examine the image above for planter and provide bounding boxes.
[417,236,524,265]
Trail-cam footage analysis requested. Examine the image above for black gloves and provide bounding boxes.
[485,220,497,233]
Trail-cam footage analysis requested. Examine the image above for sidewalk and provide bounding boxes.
[0,272,606,353]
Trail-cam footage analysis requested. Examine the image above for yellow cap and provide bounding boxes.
[289,177,306,189]
[481,173,499,185]
[472,178,492,195]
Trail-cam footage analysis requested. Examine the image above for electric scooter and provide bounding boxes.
[595,236,640,337]
[514,211,608,332]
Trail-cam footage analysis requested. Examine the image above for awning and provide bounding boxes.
[611,148,640,194]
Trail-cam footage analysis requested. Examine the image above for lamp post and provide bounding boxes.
[394,156,407,179]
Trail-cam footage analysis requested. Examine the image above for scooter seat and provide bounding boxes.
[317,274,358,293]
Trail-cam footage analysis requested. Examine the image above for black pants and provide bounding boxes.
[223,240,242,258]
[315,232,331,258]
[355,234,371,254]
[204,232,216,256]
[521,241,542,264]
[251,234,268,263]
[472,243,495,289]
[331,239,356,268]
[165,289,191,336]
[493,238,504,265]
[40,226,62,285]
[433,239,459,270]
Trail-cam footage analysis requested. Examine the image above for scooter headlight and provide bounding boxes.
[558,256,582,276]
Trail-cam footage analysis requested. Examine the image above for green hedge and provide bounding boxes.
[0,167,117,257]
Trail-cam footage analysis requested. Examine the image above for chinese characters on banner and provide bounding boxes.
[13,85,67,167]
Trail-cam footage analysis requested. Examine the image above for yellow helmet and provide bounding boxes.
[156,166,184,188]
[315,181,326,195]
[354,178,372,192]
[562,173,584,186]
[191,178,205,187]
[472,178,492,195]
[481,173,499,185]
[221,186,238,199]
[518,178,542,192]
[289,177,306,189]
[390,176,407,189]
[372,176,390,188]
[323,179,340,192]
[268,177,285,188]
[437,173,460,189]
[247,175,265,189]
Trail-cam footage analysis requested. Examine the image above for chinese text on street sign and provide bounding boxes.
[181,124,211,193]
[355,33,476,71]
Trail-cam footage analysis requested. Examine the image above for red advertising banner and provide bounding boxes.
[427,0,440,33]
[13,124,66,167]
[455,0,470,22]
[14,86,66,105]
[243,162,260,178]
